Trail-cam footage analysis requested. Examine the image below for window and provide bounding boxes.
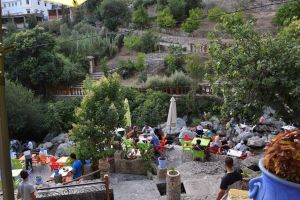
[15,2,17,6]
[27,9,30,13]
[44,2,46,6]
[26,0,29,4]
[37,1,40,5]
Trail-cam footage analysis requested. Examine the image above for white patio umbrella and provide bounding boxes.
[45,0,87,7]
[166,96,177,134]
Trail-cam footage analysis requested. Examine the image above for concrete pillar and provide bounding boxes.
[87,56,95,74]
[166,170,181,200]
[99,159,110,180]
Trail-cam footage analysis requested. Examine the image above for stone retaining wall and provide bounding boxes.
[114,151,147,175]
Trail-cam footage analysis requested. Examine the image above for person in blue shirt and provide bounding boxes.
[70,153,82,179]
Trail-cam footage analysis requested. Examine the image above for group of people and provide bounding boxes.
[17,153,82,200]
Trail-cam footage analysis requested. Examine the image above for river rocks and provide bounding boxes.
[43,142,53,149]
[162,118,186,134]
[247,136,267,148]
[55,142,73,157]
[236,131,254,142]
[51,133,68,144]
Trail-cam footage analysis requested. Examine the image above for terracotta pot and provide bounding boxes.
[166,170,181,200]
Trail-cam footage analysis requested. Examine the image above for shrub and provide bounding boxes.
[124,35,142,51]
[140,31,159,53]
[167,0,186,21]
[132,6,150,28]
[169,71,192,87]
[145,71,192,88]
[208,7,225,22]
[164,45,186,74]
[156,8,176,28]
[181,8,202,33]
[275,1,300,26]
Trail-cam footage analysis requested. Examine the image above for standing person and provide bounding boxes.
[70,153,82,179]
[142,124,154,134]
[196,125,204,138]
[216,157,242,200]
[23,148,33,172]
[17,170,36,200]
[27,141,33,150]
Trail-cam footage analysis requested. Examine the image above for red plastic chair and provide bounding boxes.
[49,156,62,171]
[184,135,191,141]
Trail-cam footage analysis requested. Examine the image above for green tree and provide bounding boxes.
[27,15,37,29]
[124,34,142,51]
[5,26,63,94]
[164,45,185,74]
[140,31,159,53]
[181,8,202,33]
[279,19,300,44]
[275,1,300,26]
[167,0,186,21]
[5,80,46,140]
[132,6,149,28]
[97,0,130,31]
[217,12,244,33]
[44,98,81,133]
[156,8,176,28]
[208,21,300,122]
[208,7,225,22]
[70,74,125,161]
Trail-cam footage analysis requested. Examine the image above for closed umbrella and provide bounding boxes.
[124,98,132,128]
[166,97,177,134]
[45,0,87,7]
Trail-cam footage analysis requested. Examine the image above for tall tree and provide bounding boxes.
[97,0,130,31]
[5,26,63,94]
[70,74,125,161]
[208,21,300,122]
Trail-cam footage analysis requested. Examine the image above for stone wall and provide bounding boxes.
[114,151,148,175]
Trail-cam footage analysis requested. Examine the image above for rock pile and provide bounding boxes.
[40,133,73,157]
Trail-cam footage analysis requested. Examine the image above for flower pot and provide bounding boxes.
[166,170,181,200]
[158,157,167,169]
[249,159,300,200]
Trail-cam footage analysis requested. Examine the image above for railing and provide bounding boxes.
[36,175,111,200]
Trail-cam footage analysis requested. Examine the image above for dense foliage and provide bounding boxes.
[156,8,176,28]
[70,74,125,161]
[208,20,300,122]
[208,7,225,22]
[97,0,130,31]
[124,31,159,53]
[275,1,300,26]
[164,45,186,74]
[181,8,202,33]
[132,6,150,28]
[145,71,192,88]
[5,80,46,140]
[5,26,63,94]
[167,0,186,21]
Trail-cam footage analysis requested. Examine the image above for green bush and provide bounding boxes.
[124,32,158,53]
[275,1,300,26]
[132,6,150,28]
[167,0,186,21]
[156,8,176,28]
[124,35,142,51]
[39,20,61,34]
[181,8,202,33]
[208,7,225,22]
[169,71,192,87]
[164,45,186,74]
[145,71,192,88]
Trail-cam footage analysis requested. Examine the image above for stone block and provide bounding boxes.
[157,166,167,180]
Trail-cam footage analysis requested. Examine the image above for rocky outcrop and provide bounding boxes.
[247,136,267,148]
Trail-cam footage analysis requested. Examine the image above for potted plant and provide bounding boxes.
[166,167,181,200]
[249,130,300,200]
[158,151,167,169]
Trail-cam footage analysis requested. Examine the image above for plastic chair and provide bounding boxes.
[192,149,205,161]
[49,156,62,171]
[39,153,47,165]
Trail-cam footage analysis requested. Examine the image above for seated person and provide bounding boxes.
[193,139,205,151]
[207,129,217,137]
[216,157,243,200]
[196,125,204,138]
[142,124,154,134]
[154,128,163,141]
[150,131,160,150]
[128,126,141,142]
[220,137,230,153]
[234,140,247,152]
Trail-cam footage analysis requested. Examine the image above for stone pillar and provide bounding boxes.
[87,56,95,74]
[157,166,167,180]
[99,159,110,180]
[166,170,181,200]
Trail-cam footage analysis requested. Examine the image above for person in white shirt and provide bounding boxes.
[17,170,36,200]
[142,124,154,134]
[27,141,33,150]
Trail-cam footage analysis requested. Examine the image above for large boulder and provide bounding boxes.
[237,131,254,142]
[210,116,220,130]
[43,142,53,149]
[55,142,73,157]
[162,118,186,134]
[247,136,267,148]
[43,132,59,143]
[200,121,212,128]
[51,133,68,144]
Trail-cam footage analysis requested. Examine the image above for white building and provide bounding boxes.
[1,0,57,19]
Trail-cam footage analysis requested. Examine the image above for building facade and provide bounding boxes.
[1,0,57,19]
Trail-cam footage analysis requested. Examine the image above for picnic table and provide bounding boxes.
[50,166,73,179]
[56,157,69,165]
[191,138,211,147]
[227,149,243,158]
[138,134,152,143]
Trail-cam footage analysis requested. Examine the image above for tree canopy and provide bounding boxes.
[208,20,300,122]
[181,8,202,33]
